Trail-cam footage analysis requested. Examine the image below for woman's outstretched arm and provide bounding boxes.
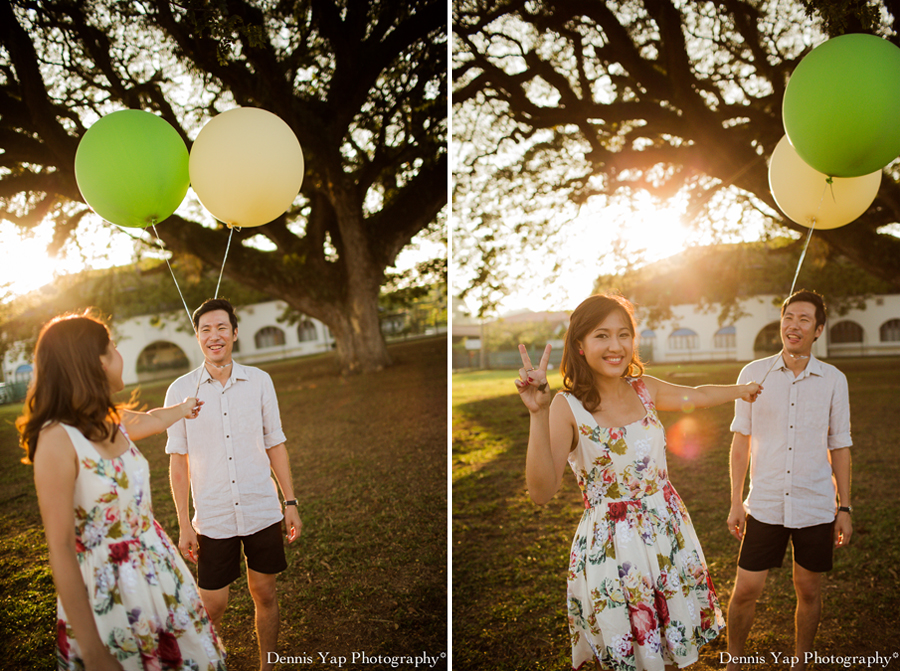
[643,376,762,413]
[121,398,202,441]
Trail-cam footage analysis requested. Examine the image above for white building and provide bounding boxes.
[3,300,332,387]
[637,294,900,363]
[450,293,900,369]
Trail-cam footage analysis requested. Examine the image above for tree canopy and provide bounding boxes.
[453,0,900,314]
[0,0,446,374]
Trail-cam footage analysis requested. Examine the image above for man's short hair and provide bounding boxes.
[781,290,827,331]
[192,298,239,332]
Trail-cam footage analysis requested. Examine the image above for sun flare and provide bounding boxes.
[0,230,67,298]
[531,198,694,312]
[615,203,692,265]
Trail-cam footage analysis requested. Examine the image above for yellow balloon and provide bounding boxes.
[769,135,880,230]
[189,107,304,227]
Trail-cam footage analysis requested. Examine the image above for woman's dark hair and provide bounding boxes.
[560,294,644,413]
[192,298,238,332]
[17,313,121,463]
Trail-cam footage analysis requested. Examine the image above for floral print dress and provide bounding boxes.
[57,423,226,670]
[561,378,724,671]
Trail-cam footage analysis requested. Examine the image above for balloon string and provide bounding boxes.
[148,224,238,397]
[760,182,825,386]
[215,225,237,298]
[150,223,197,335]
[790,217,817,297]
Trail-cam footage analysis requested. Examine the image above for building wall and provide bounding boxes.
[3,300,332,387]
[638,294,900,363]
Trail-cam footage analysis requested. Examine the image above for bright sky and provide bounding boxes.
[482,192,770,315]
[0,212,444,303]
[0,218,137,299]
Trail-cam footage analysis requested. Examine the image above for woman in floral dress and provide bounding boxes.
[18,313,227,671]
[516,295,762,671]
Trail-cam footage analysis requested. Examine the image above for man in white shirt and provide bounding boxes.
[724,290,852,671]
[165,298,302,671]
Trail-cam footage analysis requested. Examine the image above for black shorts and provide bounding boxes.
[738,514,834,573]
[197,521,287,590]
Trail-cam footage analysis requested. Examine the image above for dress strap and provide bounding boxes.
[627,377,656,412]
[559,390,591,423]
[58,423,92,460]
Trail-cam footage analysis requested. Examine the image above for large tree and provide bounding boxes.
[453,0,900,310]
[0,0,446,374]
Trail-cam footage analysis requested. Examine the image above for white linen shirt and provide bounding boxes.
[730,353,851,528]
[165,362,287,539]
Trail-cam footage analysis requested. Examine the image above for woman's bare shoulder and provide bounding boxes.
[34,423,76,463]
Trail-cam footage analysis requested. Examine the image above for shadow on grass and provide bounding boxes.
[453,359,900,671]
[0,336,447,671]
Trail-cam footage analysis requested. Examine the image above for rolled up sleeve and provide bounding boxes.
[827,372,852,450]
[164,378,190,455]
[261,373,287,449]
[730,363,754,436]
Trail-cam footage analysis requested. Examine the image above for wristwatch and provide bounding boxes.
[837,505,852,514]
[283,499,298,508]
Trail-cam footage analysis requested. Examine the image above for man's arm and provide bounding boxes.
[828,371,853,547]
[169,453,199,563]
[829,447,852,547]
[267,444,301,543]
[728,432,752,540]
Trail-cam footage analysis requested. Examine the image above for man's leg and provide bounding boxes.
[725,567,768,671]
[248,568,279,671]
[792,561,823,671]
[199,585,230,629]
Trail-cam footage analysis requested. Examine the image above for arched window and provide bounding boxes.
[714,325,736,349]
[753,322,781,354]
[880,319,900,342]
[136,341,189,374]
[668,328,699,350]
[14,364,33,384]
[830,321,863,344]
[639,330,656,360]
[297,319,318,342]
[254,326,286,349]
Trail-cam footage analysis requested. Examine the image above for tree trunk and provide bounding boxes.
[326,296,393,375]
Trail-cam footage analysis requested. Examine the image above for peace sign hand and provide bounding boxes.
[515,343,552,413]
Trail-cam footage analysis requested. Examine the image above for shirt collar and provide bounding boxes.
[775,351,824,379]
[197,360,249,388]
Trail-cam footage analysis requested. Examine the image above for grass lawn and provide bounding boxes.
[453,358,900,671]
[0,336,448,671]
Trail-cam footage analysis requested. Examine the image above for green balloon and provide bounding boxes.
[783,33,900,177]
[75,110,189,228]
